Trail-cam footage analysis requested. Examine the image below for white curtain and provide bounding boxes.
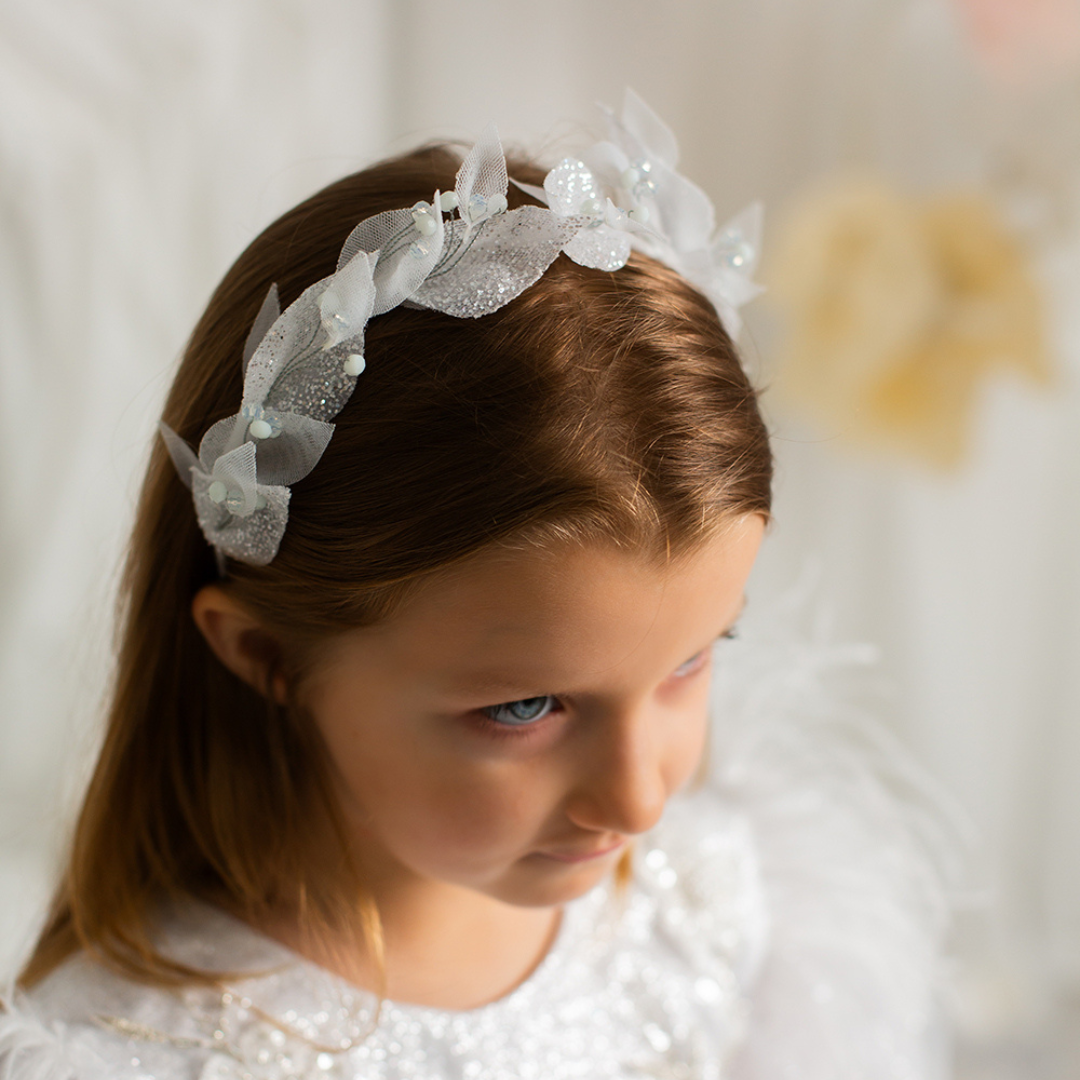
[2,0,1079,1066]
[0,0,393,961]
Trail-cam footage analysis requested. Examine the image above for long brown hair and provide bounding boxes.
[20,145,772,988]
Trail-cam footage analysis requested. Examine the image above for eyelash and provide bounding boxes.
[473,628,738,739]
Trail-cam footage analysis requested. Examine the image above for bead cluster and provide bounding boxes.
[241,404,284,441]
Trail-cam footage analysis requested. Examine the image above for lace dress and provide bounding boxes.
[0,632,954,1080]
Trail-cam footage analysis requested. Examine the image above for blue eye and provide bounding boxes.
[482,696,557,725]
[673,650,707,678]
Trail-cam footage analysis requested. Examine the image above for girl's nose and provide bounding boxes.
[564,706,669,837]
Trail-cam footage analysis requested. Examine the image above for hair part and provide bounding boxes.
[20,144,771,989]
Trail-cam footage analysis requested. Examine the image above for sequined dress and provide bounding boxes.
[0,634,953,1080]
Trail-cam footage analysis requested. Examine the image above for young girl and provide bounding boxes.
[0,94,949,1079]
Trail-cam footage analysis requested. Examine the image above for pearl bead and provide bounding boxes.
[486,193,508,216]
[249,419,273,440]
[438,191,459,211]
[722,240,755,269]
[629,205,650,224]
[621,167,641,189]
[255,494,268,510]
[580,197,602,217]
[343,353,366,377]
[207,481,227,504]
[413,211,437,237]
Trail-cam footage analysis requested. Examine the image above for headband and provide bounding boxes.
[162,90,763,567]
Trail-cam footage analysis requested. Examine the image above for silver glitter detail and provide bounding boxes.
[413,209,581,319]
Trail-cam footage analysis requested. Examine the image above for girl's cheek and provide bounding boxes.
[394,759,550,838]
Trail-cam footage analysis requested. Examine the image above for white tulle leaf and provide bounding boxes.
[252,412,335,487]
[197,414,248,471]
[211,441,259,516]
[371,201,445,315]
[413,207,580,317]
[647,163,716,254]
[159,423,199,490]
[455,123,508,210]
[711,201,764,277]
[509,178,549,205]
[337,208,415,271]
[242,284,281,375]
[580,141,631,193]
[564,226,631,271]
[319,250,376,349]
[242,278,327,409]
[620,87,680,169]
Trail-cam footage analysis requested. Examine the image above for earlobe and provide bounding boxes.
[192,585,288,704]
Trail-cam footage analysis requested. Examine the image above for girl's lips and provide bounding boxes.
[535,839,626,864]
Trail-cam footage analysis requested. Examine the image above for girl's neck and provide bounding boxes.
[257,878,561,1012]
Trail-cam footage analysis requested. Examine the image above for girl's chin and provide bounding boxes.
[490,849,625,908]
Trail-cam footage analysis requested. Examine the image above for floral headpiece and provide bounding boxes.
[162,91,763,567]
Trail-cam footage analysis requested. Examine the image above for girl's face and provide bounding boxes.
[301,515,764,910]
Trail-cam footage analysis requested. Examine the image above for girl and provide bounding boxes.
[0,94,949,1079]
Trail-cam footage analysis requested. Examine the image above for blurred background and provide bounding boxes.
[1,0,1078,1076]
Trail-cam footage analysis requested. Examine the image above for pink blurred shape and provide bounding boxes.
[956,0,1080,83]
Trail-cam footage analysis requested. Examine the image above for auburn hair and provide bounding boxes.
[19,145,772,988]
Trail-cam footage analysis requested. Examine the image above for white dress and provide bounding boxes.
[0,627,955,1080]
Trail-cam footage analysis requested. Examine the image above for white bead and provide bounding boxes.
[343,353,366,377]
[580,197,602,217]
[438,191,459,211]
[467,194,487,220]
[255,494,268,510]
[249,419,273,440]
[486,192,508,215]
[413,211,437,237]
[629,205,650,224]
[207,480,227,504]
[621,167,641,189]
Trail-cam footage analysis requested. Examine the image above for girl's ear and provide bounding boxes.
[192,585,288,704]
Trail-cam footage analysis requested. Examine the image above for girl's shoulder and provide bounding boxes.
[0,958,202,1080]
[0,906,289,1080]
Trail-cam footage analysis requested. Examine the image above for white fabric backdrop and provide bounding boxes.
[2,0,1079,1066]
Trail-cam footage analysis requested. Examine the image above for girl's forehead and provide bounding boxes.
[319,518,763,691]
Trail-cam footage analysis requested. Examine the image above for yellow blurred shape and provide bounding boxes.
[768,177,1050,468]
